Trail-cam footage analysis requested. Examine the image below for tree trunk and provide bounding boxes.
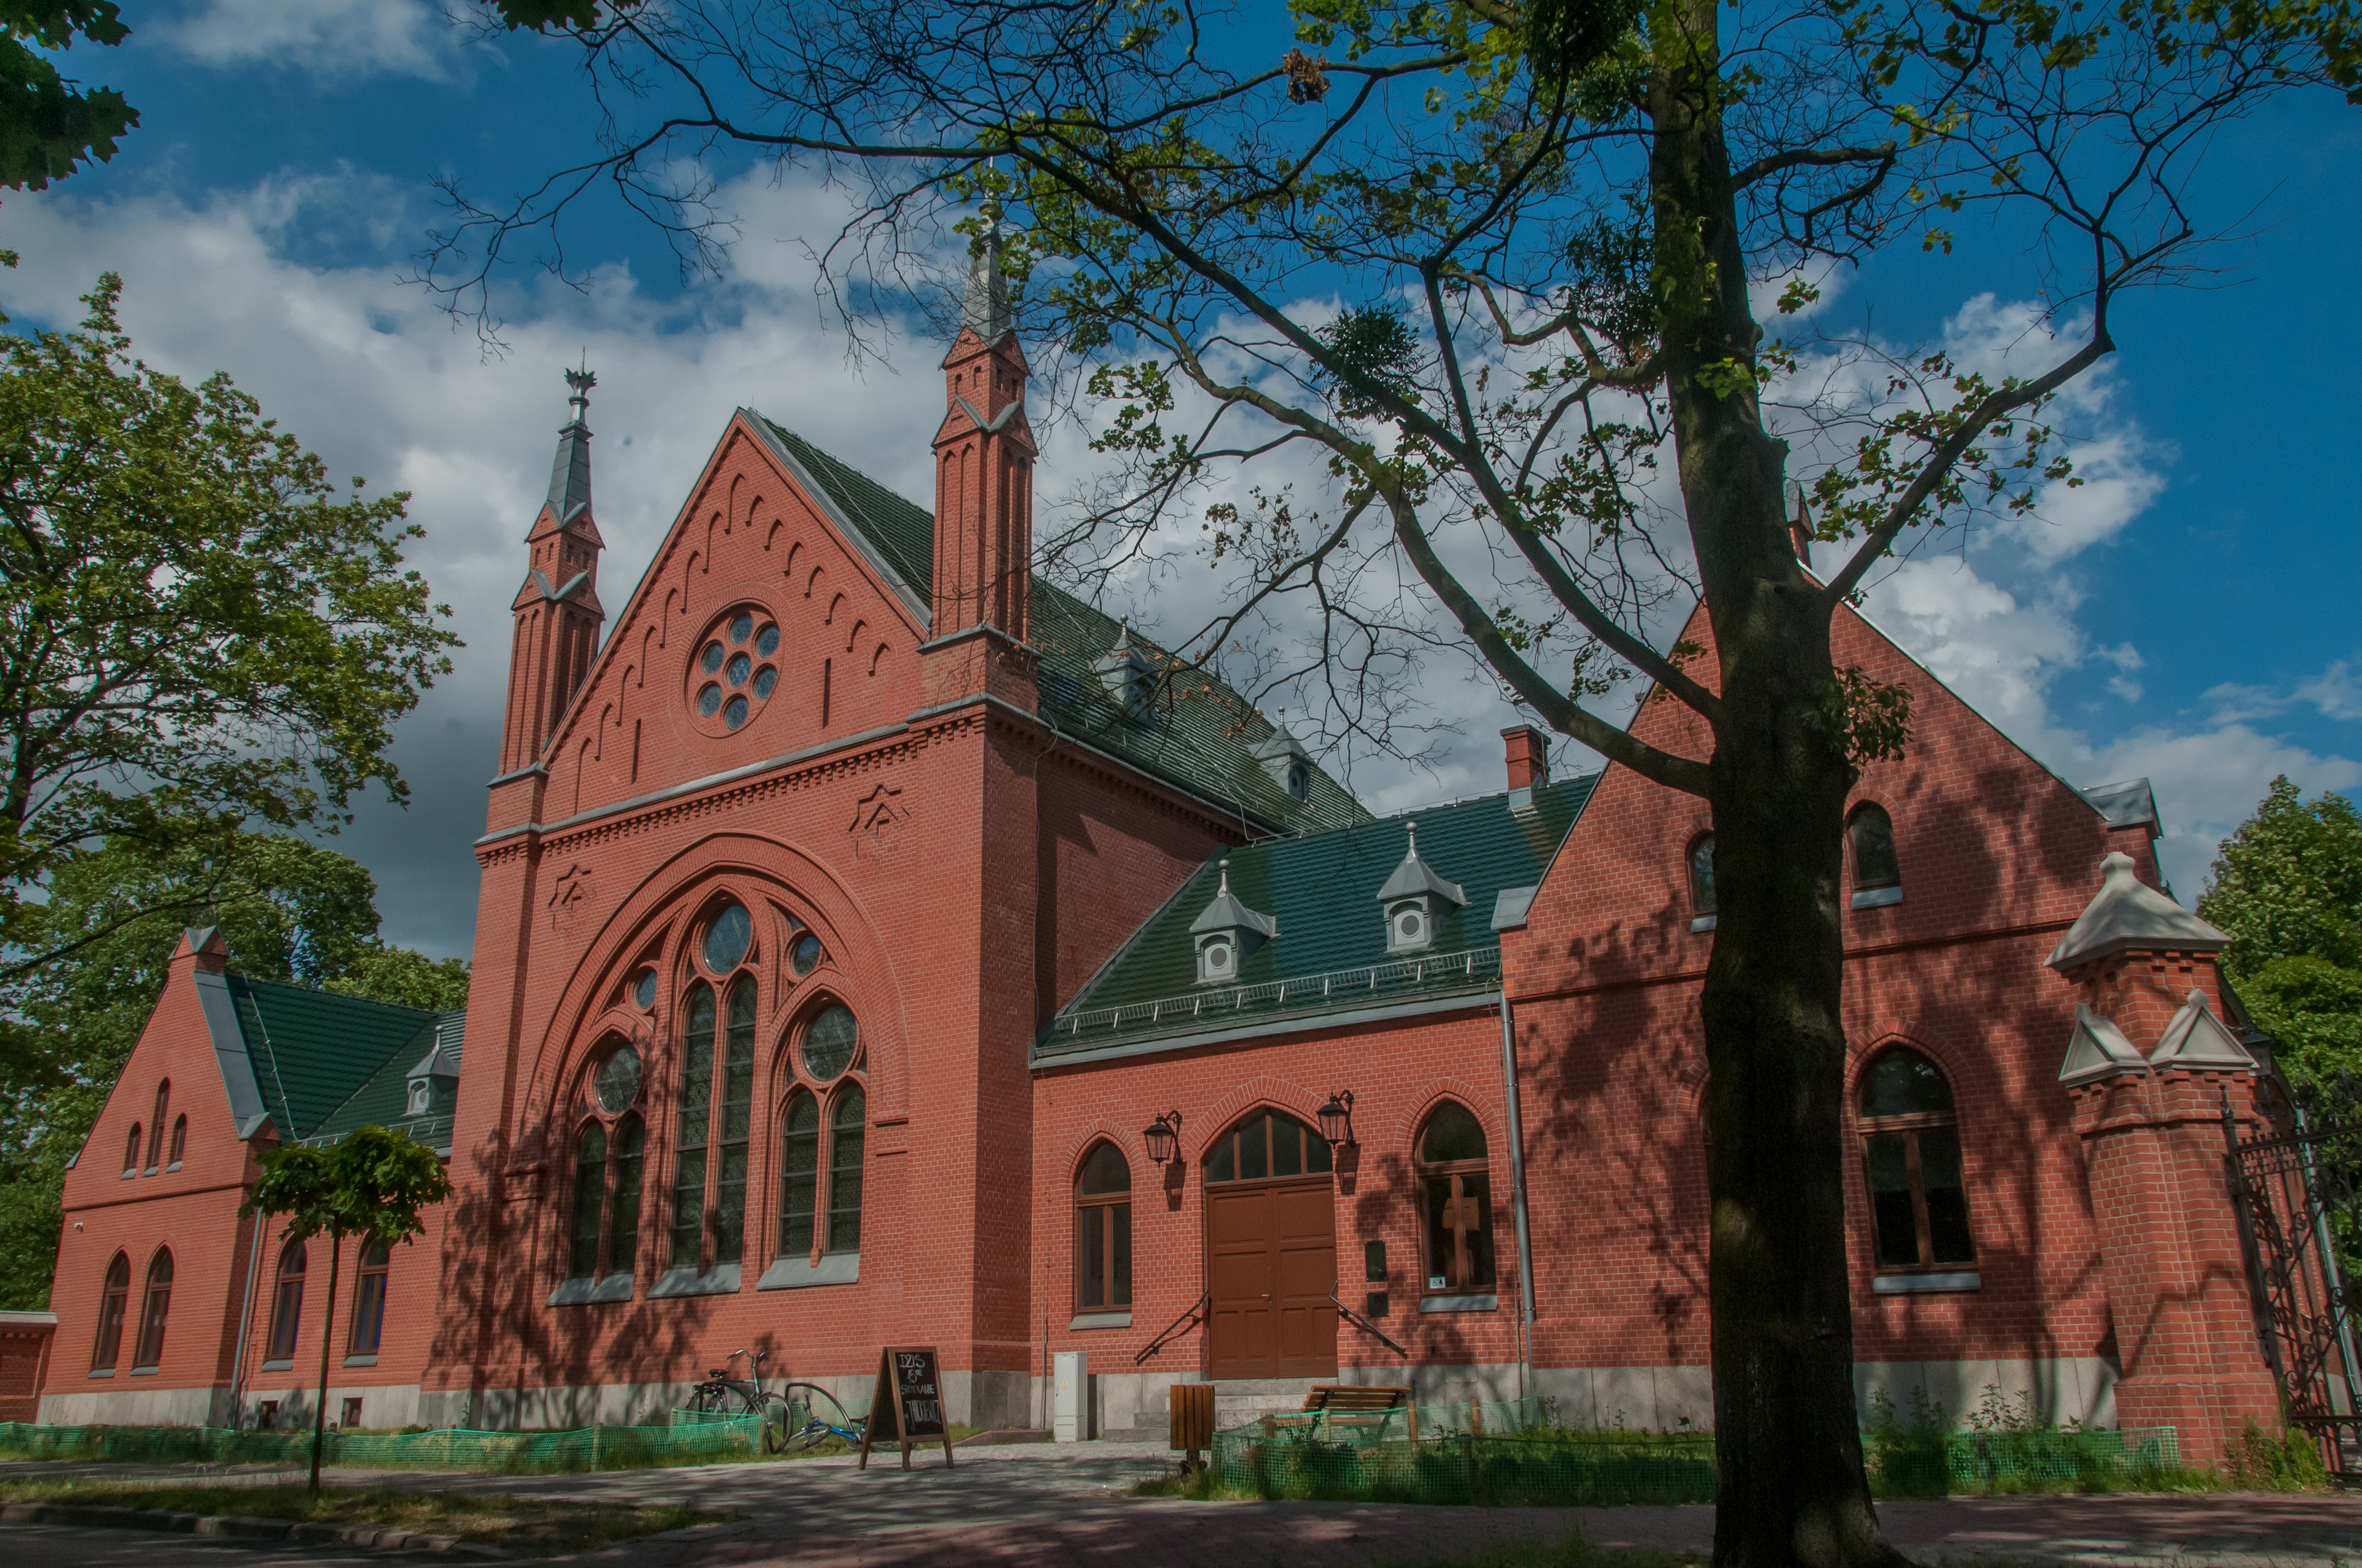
[312,1232,341,1493]
[1647,3,1907,1565]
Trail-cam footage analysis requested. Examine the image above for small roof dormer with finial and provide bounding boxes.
[1376,820,1468,954]
[1190,857,1278,984]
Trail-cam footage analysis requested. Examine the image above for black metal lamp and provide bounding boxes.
[1143,1109,1184,1167]
[1317,1090,1356,1148]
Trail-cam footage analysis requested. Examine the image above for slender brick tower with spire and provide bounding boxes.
[924,232,1037,709]
[500,368,608,774]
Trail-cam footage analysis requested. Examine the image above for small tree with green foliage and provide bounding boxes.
[2200,776,2362,1096]
[241,1126,452,1489]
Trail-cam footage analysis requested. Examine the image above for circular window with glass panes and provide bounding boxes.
[688,606,781,734]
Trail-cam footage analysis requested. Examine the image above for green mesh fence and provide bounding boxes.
[0,1411,768,1474]
[1210,1399,2185,1505]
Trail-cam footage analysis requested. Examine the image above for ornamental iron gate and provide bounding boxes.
[2226,1100,2362,1483]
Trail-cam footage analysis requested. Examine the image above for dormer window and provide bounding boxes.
[1252,725,1314,803]
[1190,857,1277,984]
[406,1080,432,1117]
[1375,820,1468,955]
[1093,624,1155,721]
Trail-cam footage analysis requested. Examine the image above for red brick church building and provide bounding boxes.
[36,253,2286,1462]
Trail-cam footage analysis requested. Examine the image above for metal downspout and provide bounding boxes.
[227,1207,268,1427]
[1499,988,1536,1400]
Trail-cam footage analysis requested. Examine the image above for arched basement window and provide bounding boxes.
[1858,1047,1975,1271]
[1417,1103,1495,1292]
[1075,1142,1132,1310]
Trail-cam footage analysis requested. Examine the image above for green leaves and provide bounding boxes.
[0,276,458,966]
[244,1125,452,1250]
[1807,664,1913,766]
[0,3,134,191]
[2200,775,2362,976]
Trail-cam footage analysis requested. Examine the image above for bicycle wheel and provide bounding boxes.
[751,1391,793,1453]
[777,1382,853,1453]
[686,1383,733,1423]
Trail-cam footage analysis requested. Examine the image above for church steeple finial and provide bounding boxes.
[960,227,1012,342]
[548,362,596,520]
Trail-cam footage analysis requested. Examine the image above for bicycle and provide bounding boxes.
[686,1347,794,1451]
[685,1348,864,1456]
[773,1382,864,1454]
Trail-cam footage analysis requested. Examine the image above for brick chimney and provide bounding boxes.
[1502,726,1549,808]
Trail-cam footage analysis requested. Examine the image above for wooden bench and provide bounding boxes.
[1260,1383,1416,1443]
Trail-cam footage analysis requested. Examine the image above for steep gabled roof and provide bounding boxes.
[219,975,444,1141]
[307,1009,467,1151]
[1040,772,1595,1060]
[759,420,1369,835]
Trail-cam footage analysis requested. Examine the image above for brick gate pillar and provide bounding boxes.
[2051,852,2280,1467]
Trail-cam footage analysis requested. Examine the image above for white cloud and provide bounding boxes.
[6,163,2345,946]
[158,0,458,81]
[2,168,937,953]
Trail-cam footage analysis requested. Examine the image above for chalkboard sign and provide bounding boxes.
[857,1346,955,1470]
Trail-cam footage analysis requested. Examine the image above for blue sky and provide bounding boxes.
[8,2,2359,956]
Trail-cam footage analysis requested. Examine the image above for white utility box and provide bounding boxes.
[1053,1350,1087,1443]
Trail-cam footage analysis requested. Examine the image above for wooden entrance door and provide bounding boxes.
[1204,1110,1338,1379]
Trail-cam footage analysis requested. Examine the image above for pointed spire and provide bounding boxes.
[961,227,1013,342]
[547,362,596,520]
[1376,819,1468,907]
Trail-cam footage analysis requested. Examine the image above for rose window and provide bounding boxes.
[691,609,781,732]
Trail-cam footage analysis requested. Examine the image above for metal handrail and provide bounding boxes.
[1331,1285,1409,1357]
[1054,946,1502,1040]
[1135,1291,1211,1365]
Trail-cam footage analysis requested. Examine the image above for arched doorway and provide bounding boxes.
[1203,1109,1337,1379]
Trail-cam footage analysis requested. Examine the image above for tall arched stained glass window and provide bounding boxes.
[569,1122,608,1282]
[828,1085,865,1255]
[669,983,716,1269]
[712,977,756,1265]
[607,1115,644,1279]
[777,1089,819,1262]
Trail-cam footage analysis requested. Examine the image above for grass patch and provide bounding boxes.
[0,1479,730,1556]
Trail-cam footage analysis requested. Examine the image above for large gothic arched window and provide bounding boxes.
[668,902,758,1277]
[562,1035,645,1290]
[774,1002,866,1268]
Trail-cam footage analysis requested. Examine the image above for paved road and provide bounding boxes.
[7,1443,2362,1565]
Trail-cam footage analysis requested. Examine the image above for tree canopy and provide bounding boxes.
[2201,776,2362,1098]
[0,276,458,972]
[0,4,135,194]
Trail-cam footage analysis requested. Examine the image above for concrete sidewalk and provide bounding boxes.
[5,1441,2362,1565]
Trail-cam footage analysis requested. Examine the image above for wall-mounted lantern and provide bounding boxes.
[1143,1109,1184,1168]
[1317,1090,1356,1149]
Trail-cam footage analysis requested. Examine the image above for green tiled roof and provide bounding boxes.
[1038,772,1597,1059]
[225,976,442,1140]
[308,1012,466,1149]
[763,422,1369,835]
